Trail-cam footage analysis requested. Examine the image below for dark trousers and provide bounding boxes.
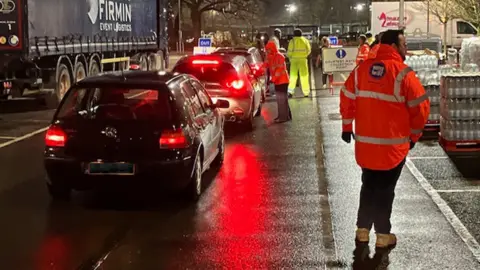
[356,159,405,234]
[275,83,292,121]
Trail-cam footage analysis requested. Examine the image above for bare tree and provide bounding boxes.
[181,0,265,38]
[420,0,458,53]
[452,0,480,30]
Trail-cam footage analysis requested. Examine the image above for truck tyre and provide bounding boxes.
[139,54,148,71]
[89,60,100,76]
[148,53,157,71]
[74,62,86,82]
[45,63,71,109]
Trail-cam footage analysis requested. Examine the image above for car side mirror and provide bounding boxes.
[213,99,229,109]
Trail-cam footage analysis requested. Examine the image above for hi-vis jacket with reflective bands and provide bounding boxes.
[368,44,379,59]
[356,44,370,64]
[287,36,311,59]
[340,44,430,170]
[265,41,289,85]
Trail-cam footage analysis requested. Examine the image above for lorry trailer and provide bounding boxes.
[0,0,169,107]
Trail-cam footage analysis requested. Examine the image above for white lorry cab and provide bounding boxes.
[371,1,477,49]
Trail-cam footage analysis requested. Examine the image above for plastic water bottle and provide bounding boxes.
[461,121,468,140]
[476,120,480,140]
[468,99,475,118]
[460,99,468,118]
[468,76,476,97]
[475,76,480,98]
[446,120,454,140]
[454,121,462,140]
[468,120,475,140]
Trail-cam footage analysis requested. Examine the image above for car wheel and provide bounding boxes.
[47,183,71,201]
[186,155,202,201]
[212,133,225,167]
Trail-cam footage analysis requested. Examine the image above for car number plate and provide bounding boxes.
[87,162,135,175]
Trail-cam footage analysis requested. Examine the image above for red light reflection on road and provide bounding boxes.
[35,235,70,270]
[212,143,271,266]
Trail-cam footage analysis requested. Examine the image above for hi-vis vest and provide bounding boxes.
[287,37,311,59]
[340,44,430,170]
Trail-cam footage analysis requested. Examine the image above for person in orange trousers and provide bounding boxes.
[265,41,291,123]
[340,30,430,248]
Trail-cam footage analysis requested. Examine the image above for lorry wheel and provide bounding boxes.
[139,54,148,71]
[148,53,157,71]
[74,62,86,82]
[56,64,72,101]
[89,60,100,76]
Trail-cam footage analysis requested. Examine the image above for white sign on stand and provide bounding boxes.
[322,46,358,73]
[193,46,216,55]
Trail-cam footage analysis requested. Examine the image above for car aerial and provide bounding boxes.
[212,47,267,99]
[172,54,262,130]
[44,71,229,201]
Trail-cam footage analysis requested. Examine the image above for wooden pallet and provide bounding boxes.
[439,134,480,152]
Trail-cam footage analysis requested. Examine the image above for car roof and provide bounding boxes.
[74,71,183,89]
[175,54,247,68]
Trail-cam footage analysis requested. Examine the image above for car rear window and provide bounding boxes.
[56,87,173,122]
[173,62,237,83]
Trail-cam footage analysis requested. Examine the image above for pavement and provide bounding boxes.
[0,63,479,269]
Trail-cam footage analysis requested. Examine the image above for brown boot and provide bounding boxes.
[355,228,370,243]
[376,233,397,248]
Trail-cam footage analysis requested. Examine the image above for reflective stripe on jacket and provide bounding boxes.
[287,37,311,59]
[265,41,289,85]
[340,44,430,170]
[356,44,370,64]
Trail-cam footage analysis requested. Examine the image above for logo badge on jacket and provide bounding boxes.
[369,63,385,79]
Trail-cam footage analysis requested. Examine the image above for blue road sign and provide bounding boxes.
[336,49,346,59]
[328,36,338,45]
[198,38,212,47]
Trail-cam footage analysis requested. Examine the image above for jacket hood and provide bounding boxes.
[375,44,403,62]
[265,40,279,55]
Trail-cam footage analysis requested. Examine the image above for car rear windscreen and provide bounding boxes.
[173,62,237,83]
[56,87,173,122]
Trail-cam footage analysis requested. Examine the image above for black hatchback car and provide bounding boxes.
[44,71,229,201]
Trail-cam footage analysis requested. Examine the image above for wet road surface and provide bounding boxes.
[0,70,479,269]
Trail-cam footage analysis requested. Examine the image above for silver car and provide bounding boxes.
[173,54,263,130]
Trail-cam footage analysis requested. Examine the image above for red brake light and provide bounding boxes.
[192,59,219,65]
[226,79,245,90]
[45,126,67,147]
[159,129,188,149]
[130,64,141,70]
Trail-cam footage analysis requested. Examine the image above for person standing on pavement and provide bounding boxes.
[339,30,430,248]
[270,28,281,49]
[265,40,292,123]
[368,32,384,59]
[366,32,375,46]
[356,35,370,65]
[316,36,331,88]
[287,29,311,98]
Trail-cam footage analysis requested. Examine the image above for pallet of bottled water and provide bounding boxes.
[440,73,480,98]
[405,55,438,71]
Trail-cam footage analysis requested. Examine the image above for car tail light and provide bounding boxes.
[226,79,245,90]
[130,64,141,70]
[159,129,188,149]
[192,59,219,65]
[45,126,67,147]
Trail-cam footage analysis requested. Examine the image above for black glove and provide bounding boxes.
[342,132,354,143]
[410,141,415,150]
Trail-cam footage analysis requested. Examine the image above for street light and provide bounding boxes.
[356,4,364,11]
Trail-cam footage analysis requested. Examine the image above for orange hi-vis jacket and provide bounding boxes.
[340,44,430,170]
[265,41,289,85]
[356,44,370,64]
[368,44,380,59]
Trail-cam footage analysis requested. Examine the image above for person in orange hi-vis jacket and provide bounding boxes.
[265,40,292,123]
[339,30,430,249]
[356,35,370,65]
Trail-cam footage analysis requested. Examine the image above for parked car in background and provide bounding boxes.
[173,54,262,130]
[44,71,228,201]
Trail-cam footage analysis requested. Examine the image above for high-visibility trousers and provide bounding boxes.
[288,58,310,96]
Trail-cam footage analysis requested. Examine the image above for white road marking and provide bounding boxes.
[0,126,49,149]
[405,158,480,262]
[408,156,449,160]
[0,136,17,140]
[436,189,480,193]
